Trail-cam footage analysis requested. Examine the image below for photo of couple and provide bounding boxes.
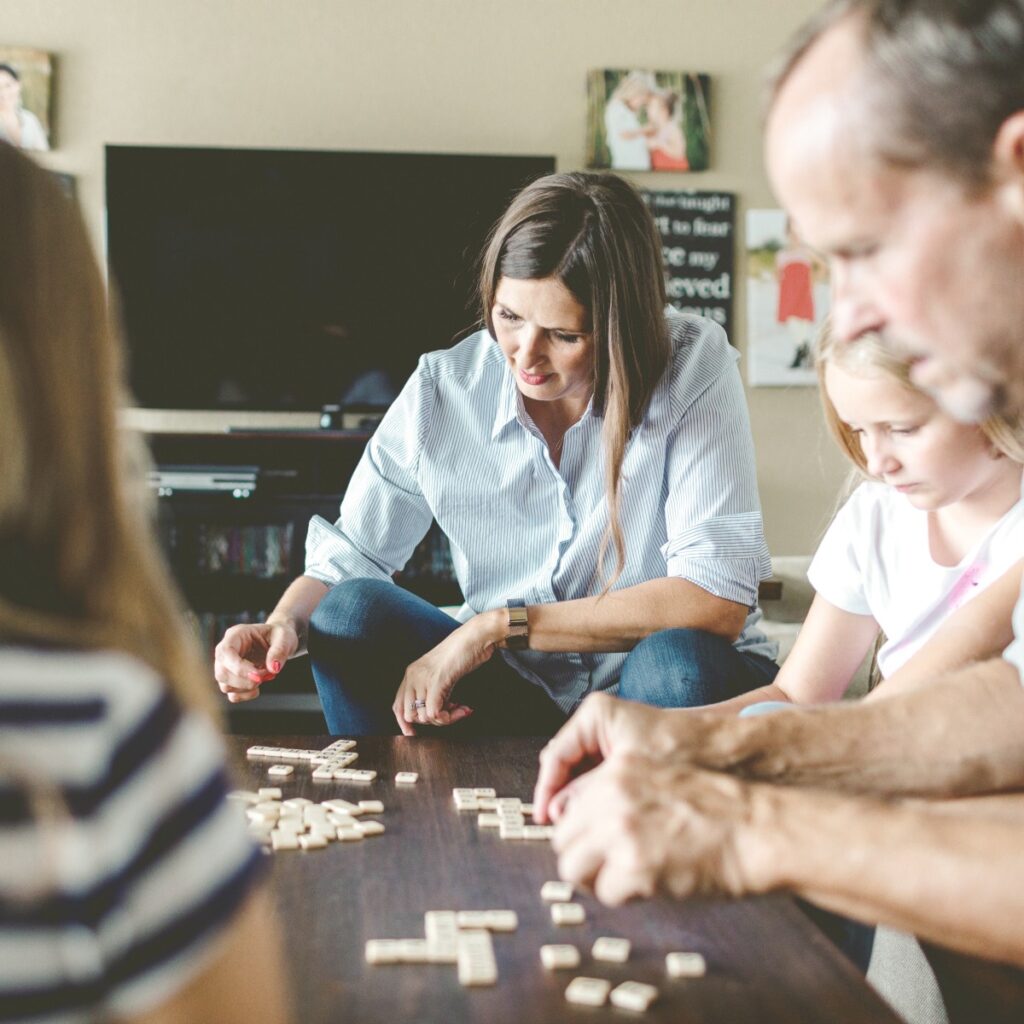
[0,46,53,152]
[586,69,711,173]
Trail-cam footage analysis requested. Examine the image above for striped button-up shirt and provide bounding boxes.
[306,311,776,712]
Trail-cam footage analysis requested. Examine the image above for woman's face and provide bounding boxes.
[0,71,20,111]
[492,276,594,410]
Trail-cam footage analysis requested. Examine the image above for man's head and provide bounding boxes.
[764,1,1024,421]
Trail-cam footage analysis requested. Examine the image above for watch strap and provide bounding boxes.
[505,598,529,650]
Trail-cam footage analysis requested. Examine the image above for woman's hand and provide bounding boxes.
[214,620,300,703]
[392,611,504,735]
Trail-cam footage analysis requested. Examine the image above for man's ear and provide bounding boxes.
[993,111,1024,221]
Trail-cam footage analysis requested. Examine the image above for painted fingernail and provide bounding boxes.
[271,661,281,673]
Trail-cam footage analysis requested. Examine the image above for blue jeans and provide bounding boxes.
[617,628,779,708]
[308,579,567,736]
[308,579,779,735]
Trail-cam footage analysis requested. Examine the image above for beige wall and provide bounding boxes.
[8,0,848,554]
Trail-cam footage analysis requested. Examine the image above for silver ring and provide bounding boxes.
[413,699,427,709]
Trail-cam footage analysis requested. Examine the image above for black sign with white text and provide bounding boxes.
[640,189,735,339]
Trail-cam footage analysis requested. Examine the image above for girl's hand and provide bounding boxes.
[392,612,503,735]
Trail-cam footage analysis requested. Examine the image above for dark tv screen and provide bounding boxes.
[105,145,555,412]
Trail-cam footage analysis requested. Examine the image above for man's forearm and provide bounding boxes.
[683,656,1024,796]
[745,786,1024,967]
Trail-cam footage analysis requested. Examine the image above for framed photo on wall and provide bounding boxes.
[586,69,711,173]
[746,209,830,387]
[0,46,53,152]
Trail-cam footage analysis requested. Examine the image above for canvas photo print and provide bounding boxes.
[0,47,53,151]
[586,69,711,173]
[746,209,831,387]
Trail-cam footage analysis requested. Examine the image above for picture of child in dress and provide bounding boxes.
[745,208,830,387]
[644,89,689,171]
[0,49,53,152]
[776,220,817,369]
[586,70,711,173]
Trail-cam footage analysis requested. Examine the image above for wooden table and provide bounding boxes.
[232,735,901,1024]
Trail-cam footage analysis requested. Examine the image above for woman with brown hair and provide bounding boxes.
[215,171,777,736]
[0,143,290,1022]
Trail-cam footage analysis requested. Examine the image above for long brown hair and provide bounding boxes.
[0,143,214,714]
[478,172,670,590]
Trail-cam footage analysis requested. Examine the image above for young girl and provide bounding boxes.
[689,327,1024,713]
[0,145,290,1020]
[644,89,690,171]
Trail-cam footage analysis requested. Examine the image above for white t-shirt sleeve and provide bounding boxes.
[807,484,875,616]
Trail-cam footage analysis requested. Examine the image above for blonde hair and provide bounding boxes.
[610,70,656,106]
[814,322,1024,478]
[0,143,214,716]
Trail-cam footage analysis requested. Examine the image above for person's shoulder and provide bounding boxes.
[0,646,185,783]
[665,308,731,351]
[417,327,504,386]
[661,310,739,409]
[835,480,907,529]
[0,645,165,704]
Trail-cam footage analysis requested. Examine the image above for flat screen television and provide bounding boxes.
[105,145,556,413]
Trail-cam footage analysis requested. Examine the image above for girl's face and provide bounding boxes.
[492,276,593,410]
[825,361,1005,510]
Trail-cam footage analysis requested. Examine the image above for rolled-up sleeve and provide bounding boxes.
[304,362,435,587]
[661,361,772,608]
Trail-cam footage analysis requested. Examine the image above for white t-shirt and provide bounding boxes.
[808,481,1024,679]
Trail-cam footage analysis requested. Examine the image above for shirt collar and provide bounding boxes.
[491,362,601,440]
[492,365,524,440]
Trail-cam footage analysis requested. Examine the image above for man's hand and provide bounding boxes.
[552,752,772,906]
[533,693,687,823]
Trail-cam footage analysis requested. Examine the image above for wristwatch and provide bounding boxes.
[505,599,529,650]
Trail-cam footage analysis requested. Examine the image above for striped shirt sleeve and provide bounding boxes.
[0,649,263,1024]
[662,344,773,608]
[305,357,436,586]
